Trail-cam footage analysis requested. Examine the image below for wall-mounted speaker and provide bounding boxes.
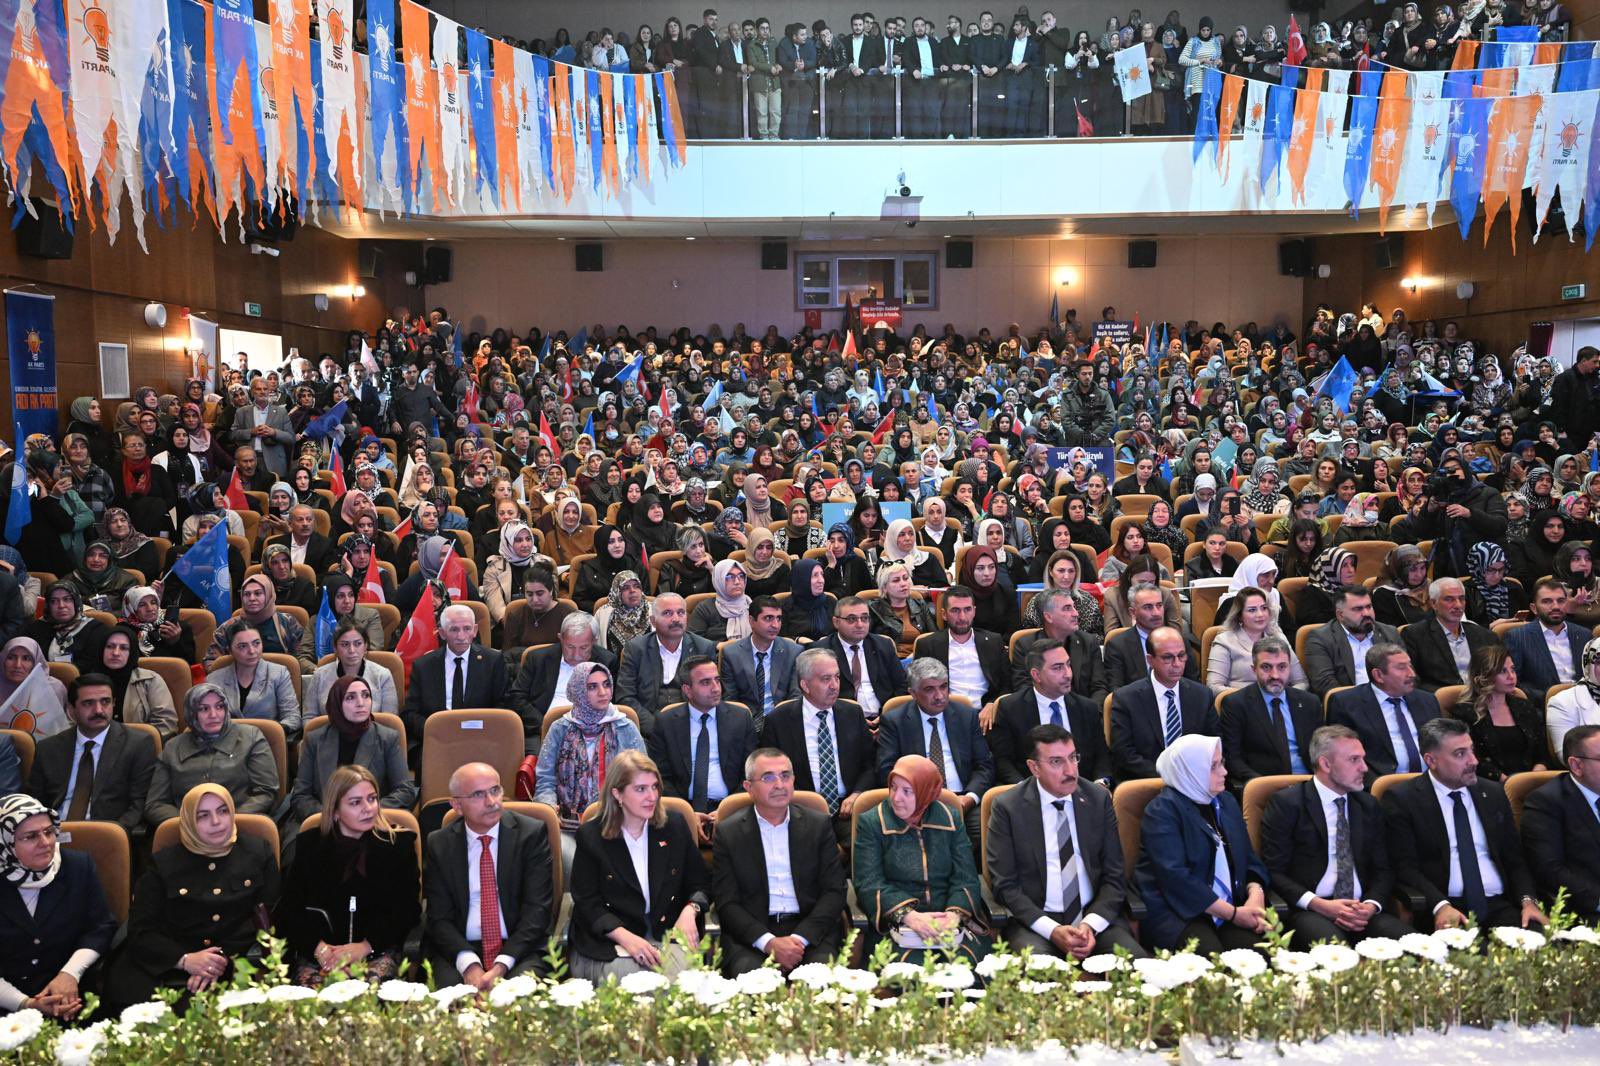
[761,241,788,270]
[1128,240,1157,269]
[358,242,383,279]
[945,240,973,269]
[1278,239,1311,277]
[422,246,452,284]
[575,243,604,272]
[1374,234,1405,270]
[15,199,74,259]
[244,197,298,244]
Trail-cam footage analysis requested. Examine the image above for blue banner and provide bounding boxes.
[1556,42,1597,92]
[1481,25,1539,69]
[655,72,682,165]
[1448,95,1492,241]
[1192,66,1221,163]
[306,39,340,211]
[532,55,554,188]
[1045,446,1116,481]
[140,15,183,221]
[1587,90,1600,251]
[4,291,59,445]
[1259,82,1296,194]
[171,519,231,624]
[586,69,604,191]
[176,0,217,204]
[1343,72,1381,217]
[365,0,411,212]
[212,0,264,149]
[464,29,498,207]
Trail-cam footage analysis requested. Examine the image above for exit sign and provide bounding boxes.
[1563,284,1587,301]
[243,301,263,317]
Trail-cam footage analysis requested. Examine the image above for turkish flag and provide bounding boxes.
[394,582,439,661]
[438,542,469,600]
[1285,15,1307,67]
[359,551,386,604]
[225,468,249,511]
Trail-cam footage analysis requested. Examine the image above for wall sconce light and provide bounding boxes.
[1456,281,1476,300]
[1400,276,1419,294]
[142,302,167,328]
[349,284,367,300]
[1316,264,1332,279]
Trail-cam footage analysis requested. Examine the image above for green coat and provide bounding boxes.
[853,798,989,961]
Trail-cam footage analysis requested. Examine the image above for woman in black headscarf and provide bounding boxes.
[626,493,680,557]
[782,558,837,642]
[574,523,647,608]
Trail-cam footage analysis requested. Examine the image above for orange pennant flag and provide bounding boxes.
[492,38,520,210]
[1481,92,1542,251]
[550,64,575,202]
[400,0,443,210]
[1478,66,1515,98]
[1286,67,1325,205]
[202,0,266,232]
[1214,74,1246,181]
[269,0,315,194]
[598,68,620,198]
[2,1,85,217]
[1451,39,1479,70]
[1368,69,1412,231]
[1533,43,1561,67]
[633,73,651,184]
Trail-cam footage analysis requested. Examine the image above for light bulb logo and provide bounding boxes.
[260,65,277,110]
[82,2,111,63]
[325,4,347,62]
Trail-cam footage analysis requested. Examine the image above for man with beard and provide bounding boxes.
[1303,585,1401,697]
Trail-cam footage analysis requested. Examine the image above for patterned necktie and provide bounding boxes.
[478,835,502,962]
[851,644,865,689]
[1163,689,1182,748]
[927,716,945,778]
[815,711,841,813]
[1332,796,1355,900]
[1048,699,1063,727]
[1389,697,1421,771]
[1451,790,1489,924]
[1051,799,1082,921]
[754,651,768,724]
[692,713,712,813]
[66,740,95,822]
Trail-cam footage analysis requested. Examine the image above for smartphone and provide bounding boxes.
[164,607,179,624]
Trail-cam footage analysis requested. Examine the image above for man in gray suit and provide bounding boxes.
[875,659,992,842]
[227,377,295,475]
[1302,585,1401,698]
[616,593,716,737]
[719,597,800,727]
[984,723,1145,959]
[28,673,158,839]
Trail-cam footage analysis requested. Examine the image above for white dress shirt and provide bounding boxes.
[444,650,471,709]
[249,403,270,451]
[1150,676,1182,746]
[946,631,986,707]
[1428,773,1505,910]
[552,657,577,710]
[800,698,847,797]
[288,535,309,566]
[1543,622,1577,683]
[752,809,806,950]
[841,640,880,717]
[622,823,651,914]
[1010,36,1029,64]
[1033,689,1070,727]
[57,730,106,819]
[915,37,935,76]
[458,823,516,975]
[1377,689,1421,773]
[1304,778,1378,908]
[851,35,865,65]
[923,713,964,793]
[1345,627,1376,684]
[1030,787,1109,939]
[658,639,684,691]
[1439,620,1472,683]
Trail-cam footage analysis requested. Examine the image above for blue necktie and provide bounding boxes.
[1163,689,1182,748]
[1451,790,1489,924]
[1048,699,1063,727]
[1389,698,1421,771]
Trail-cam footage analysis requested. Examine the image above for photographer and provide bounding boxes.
[1392,454,1507,579]
[1059,361,1117,446]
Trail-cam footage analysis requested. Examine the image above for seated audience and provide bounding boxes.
[290,676,416,822]
[534,662,647,870]
[144,683,278,826]
[1520,725,1600,913]
[1453,645,1548,782]
[28,673,158,837]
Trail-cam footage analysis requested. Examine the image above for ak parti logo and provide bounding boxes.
[442,62,458,106]
[25,328,44,356]
[81,0,111,63]
[260,64,277,110]
[1558,120,1582,159]
[324,4,347,62]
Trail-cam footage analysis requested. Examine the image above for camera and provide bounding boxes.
[1423,474,1456,501]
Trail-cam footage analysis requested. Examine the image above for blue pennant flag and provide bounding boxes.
[1312,355,1359,415]
[810,393,821,418]
[175,0,218,213]
[570,327,589,354]
[1557,42,1598,91]
[451,322,464,368]
[1259,82,1296,194]
[314,587,337,659]
[539,334,553,358]
[926,389,937,422]
[1049,290,1060,327]
[622,73,641,180]
[655,72,682,165]
[172,520,231,625]
[4,428,30,547]
[139,15,183,222]
[1482,24,1539,69]
[1342,71,1382,217]
[586,69,604,191]
[532,55,555,187]
[1448,95,1493,241]
[582,411,594,440]
[304,401,349,440]
[612,350,644,390]
[873,367,886,403]
[212,0,266,152]
[465,29,499,207]
[366,0,411,212]
[1192,66,1223,162]
[305,38,341,210]
[1591,448,1599,474]
[1587,91,1600,251]
[701,379,724,412]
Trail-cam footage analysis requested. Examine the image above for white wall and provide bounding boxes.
[427,234,1304,338]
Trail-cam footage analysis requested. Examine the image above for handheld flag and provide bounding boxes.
[225,468,250,511]
[538,412,560,452]
[328,449,347,496]
[304,400,349,439]
[1311,355,1360,415]
[842,329,858,360]
[359,547,386,603]
[463,379,481,422]
[1285,15,1307,67]
[926,390,938,422]
[393,582,439,660]
[539,334,553,358]
[701,379,723,412]
[570,326,589,354]
[658,385,672,420]
[438,541,468,600]
[582,411,595,440]
[360,337,379,374]
[1114,44,1151,103]
[314,587,337,658]
[612,351,644,391]
[392,511,414,541]
[873,366,886,403]
[4,445,30,547]
[0,662,68,736]
[1049,291,1060,327]
[171,520,232,626]
[451,322,464,367]
[870,412,896,445]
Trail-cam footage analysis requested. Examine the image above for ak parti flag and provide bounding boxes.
[1368,69,1413,231]
[1287,67,1325,204]
[492,37,519,210]
[400,0,442,210]
[1481,92,1543,249]
[268,0,314,195]
[1451,39,1479,71]
[598,67,620,197]
[1214,73,1246,180]
[393,581,438,660]
[2,0,84,224]
[550,61,575,201]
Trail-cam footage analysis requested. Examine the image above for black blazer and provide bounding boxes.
[647,702,759,805]
[422,811,554,974]
[818,632,909,708]
[874,700,995,796]
[29,722,158,837]
[509,645,619,748]
[758,698,876,799]
[711,803,848,951]
[912,629,1010,708]
[0,850,117,999]
[1219,685,1321,785]
[1104,626,1200,690]
[263,531,339,575]
[1380,773,1537,915]
[984,777,1128,933]
[1109,677,1220,783]
[1401,615,1502,693]
[1520,773,1600,912]
[402,643,510,761]
[275,829,421,958]
[1009,629,1109,705]
[568,810,710,961]
[1259,780,1394,910]
[1326,684,1438,783]
[990,686,1113,786]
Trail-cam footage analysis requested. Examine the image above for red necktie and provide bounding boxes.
[478,835,502,962]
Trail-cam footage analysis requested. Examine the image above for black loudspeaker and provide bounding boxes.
[575,243,604,272]
[358,242,383,278]
[423,246,452,284]
[245,197,299,244]
[1374,234,1405,270]
[761,241,788,270]
[1128,240,1157,269]
[945,240,973,269]
[15,199,74,260]
[1278,239,1311,277]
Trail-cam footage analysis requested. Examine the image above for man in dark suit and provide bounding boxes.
[1109,627,1219,783]
[423,763,554,989]
[913,585,1009,709]
[686,10,725,137]
[1219,637,1319,786]
[711,748,849,975]
[1505,578,1587,708]
[985,723,1146,958]
[718,22,756,138]
[969,10,1006,134]
[649,656,758,837]
[402,604,510,766]
[1402,578,1502,693]
[937,14,974,136]
[1382,717,1546,930]
[1105,584,1200,689]
[1302,585,1401,697]
[264,505,338,574]
[615,593,717,737]
[874,660,993,841]
[1009,590,1109,704]
[819,595,907,721]
[758,647,875,838]
[1001,15,1042,136]
[838,14,889,137]
[28,673,157,838]
[1259,725,1413,944]
[988,639,1112,787]
[1520,724,1600,912]
[719,598,801,726]
[508,612,617,754]
[1327,644,1438,784]
[895,17,942,138]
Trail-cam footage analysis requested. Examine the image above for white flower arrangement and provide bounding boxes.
[1491,926,1546,951]
[486,974,541,1007]
[877,961,924,984]
[926,964,976,990]
[1399,933,1449,962]
[116,1002,169,1028]
[1307,943,1361,973]
[833,968,879,994]
[0,1011,44,1053]
[53,1027,104,1066]
[316,979,370,1005]
[1431,926,1479,950]
[1081,954,1128,974]
[1271,951,1318,976]
[975,953,1019,978]
[216,988,269,1011]
[1218,949,1267,979]
[429,984,478,1009]
[1071,980,1114,994]
[1025,954,1073,972]
[547,978,595,1008]
[1355,937,1405,961]
[690,975,740,1008]
[732,967,786,996]
[786,962,837,988]
[1557,927,1600,945]
[620,970,671,997]
[265,985,318,1004]
[376,980,431,1003]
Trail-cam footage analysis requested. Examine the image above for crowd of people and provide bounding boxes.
[3,288,1600,1018]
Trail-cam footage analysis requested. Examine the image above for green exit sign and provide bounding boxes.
[1563,284,1587,301]
[243,301,263,317]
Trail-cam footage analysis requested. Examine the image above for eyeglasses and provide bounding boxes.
[16,825,59,845]
[453,785,504,803]
[1152,652,1188,664]
[755,771,796,785]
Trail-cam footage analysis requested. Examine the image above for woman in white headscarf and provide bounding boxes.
[1134,735,1269,954]
[481,519,538,624]
[1216,552,1283,626]
[879,518,948,588]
